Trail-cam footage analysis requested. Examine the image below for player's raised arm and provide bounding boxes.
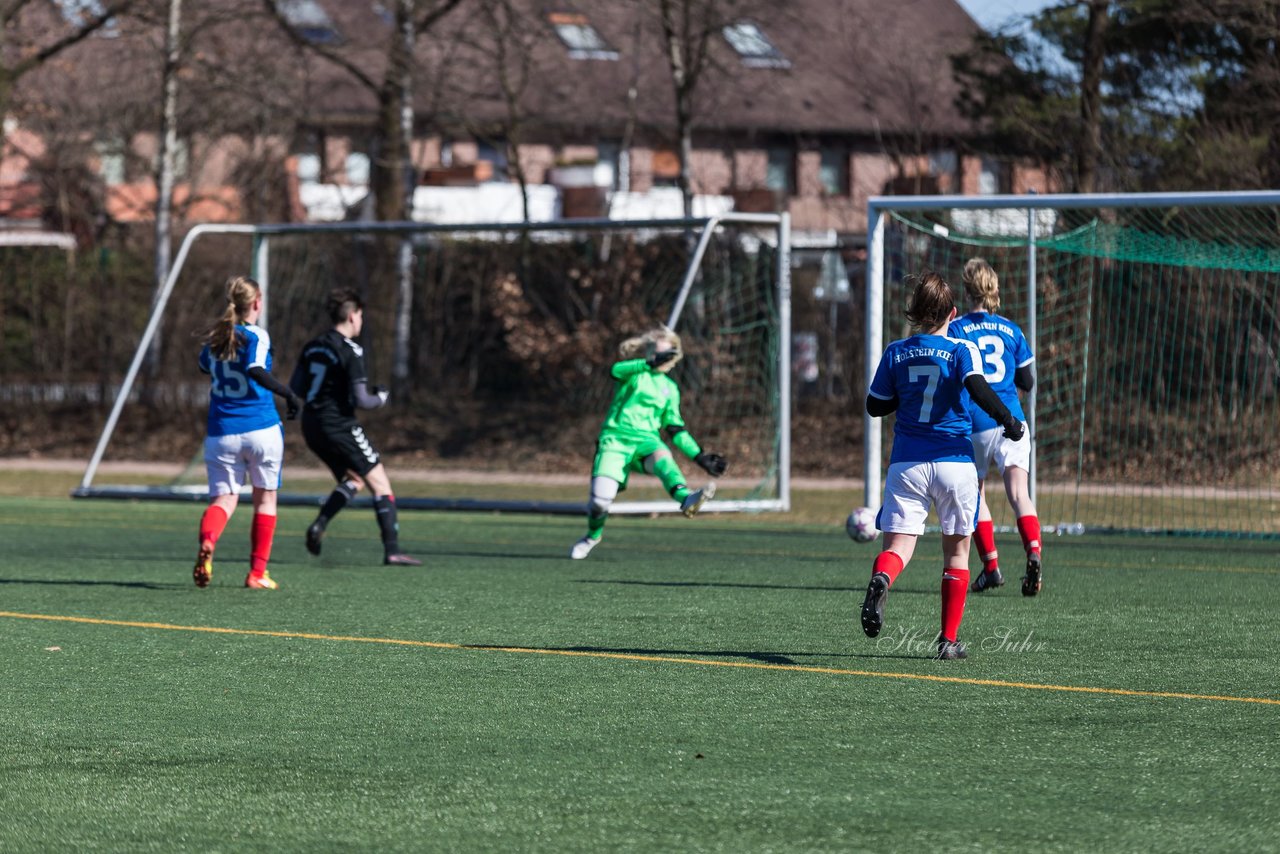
[610,358,650,380]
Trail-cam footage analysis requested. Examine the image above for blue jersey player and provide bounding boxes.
[948,258,1042,597]
[193,276,300,591]
[860,272,1023,660]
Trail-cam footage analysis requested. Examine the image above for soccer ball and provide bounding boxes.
[845,507,878,543]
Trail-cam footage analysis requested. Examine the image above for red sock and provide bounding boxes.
[941,567,970,642]
[973,520,999,571]
[250,513,277,576]
[199,504,229,548]
[1017,515,1042,556]
[872,550,905,585]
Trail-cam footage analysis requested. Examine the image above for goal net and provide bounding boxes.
[75,215,791,514]
[865,191,1280,537]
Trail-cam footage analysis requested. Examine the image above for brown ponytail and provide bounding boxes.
[904,271,956,333]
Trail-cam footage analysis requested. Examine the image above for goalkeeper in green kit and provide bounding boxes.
[570,326,728,559]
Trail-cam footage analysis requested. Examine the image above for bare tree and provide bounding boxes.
[655,0,718,217]
[832,0,972,192]
[651,0,787,216]
[0,0,136,134]
[447,0,538,222]
[260,0,467,223]
[261,0,467,388]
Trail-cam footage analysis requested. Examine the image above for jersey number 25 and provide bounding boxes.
[209,361,249,399]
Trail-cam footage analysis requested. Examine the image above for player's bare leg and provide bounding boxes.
[971,482,1005,592]
[194,493,237,588]
[861,532,917,638]
[937,533,972,659]
[245,487,279,589]
[1004,466,1042,595]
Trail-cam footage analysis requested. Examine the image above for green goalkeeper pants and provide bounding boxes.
[592,432,691,498]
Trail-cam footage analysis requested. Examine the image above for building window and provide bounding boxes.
[723,21,790,69]
[549,13,618,61]
[819,148,848,196]
[95,138,126,185]
[295,153,321,185]
[979,157,1010,195]
[651,148,681,188]
[276,0,341,45]
[345,152,370,185]
[595,141,622,190]
[477,140,509,182]
[766,146,794,194]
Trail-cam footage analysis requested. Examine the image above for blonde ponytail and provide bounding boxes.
[202,275,261,361]
[962,258,1000,313]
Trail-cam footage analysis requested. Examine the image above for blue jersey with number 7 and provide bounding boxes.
[948,311,1034,432]
[198,324,281,437]
[869,333,983,464]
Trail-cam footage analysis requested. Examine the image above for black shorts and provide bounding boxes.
[302,416,381,480]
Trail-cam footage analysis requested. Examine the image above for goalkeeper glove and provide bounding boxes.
[695,452,728,477]
[1002,419,1024,441]
[285,393,302,421]
[647,349,680,369]
[373,384,390,405]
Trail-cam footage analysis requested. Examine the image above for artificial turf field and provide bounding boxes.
[2,492,1278,852]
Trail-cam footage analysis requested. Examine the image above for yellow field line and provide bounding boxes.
[3,610,1277,707]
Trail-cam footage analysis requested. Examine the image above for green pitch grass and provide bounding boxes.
[2,494,1278,852]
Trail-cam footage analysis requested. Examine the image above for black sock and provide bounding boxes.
[316,480,358,528]
[374,494,400,554]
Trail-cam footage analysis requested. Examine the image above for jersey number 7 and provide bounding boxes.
[908,365,941,422]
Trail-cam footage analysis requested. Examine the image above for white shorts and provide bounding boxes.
[204,424,284,496]
[878,461,979,536]
[971,423,1031,479]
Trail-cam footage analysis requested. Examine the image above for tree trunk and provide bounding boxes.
[1077,0,1109,193]
[148,0,182,381]
[391,0,416,390]
[677,95,694,218]
[372,1,414,223]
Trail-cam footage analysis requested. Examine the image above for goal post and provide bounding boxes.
[75,214,791,515]
[865,190,1280,537]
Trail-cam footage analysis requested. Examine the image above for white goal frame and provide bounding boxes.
[864,189,1280,507]
[75,214,792,515]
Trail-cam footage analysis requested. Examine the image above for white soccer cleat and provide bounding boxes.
[569,536,601,560]
[680,482,716,518]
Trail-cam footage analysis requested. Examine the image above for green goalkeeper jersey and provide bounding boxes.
[599,359,701,458]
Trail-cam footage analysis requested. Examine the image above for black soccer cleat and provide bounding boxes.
[384,552,423,567]
[860,572,890,638]
[935,638,969,660]
[1021,552,1042,597]
[305,520,326,556]
[971,567,1005,593]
